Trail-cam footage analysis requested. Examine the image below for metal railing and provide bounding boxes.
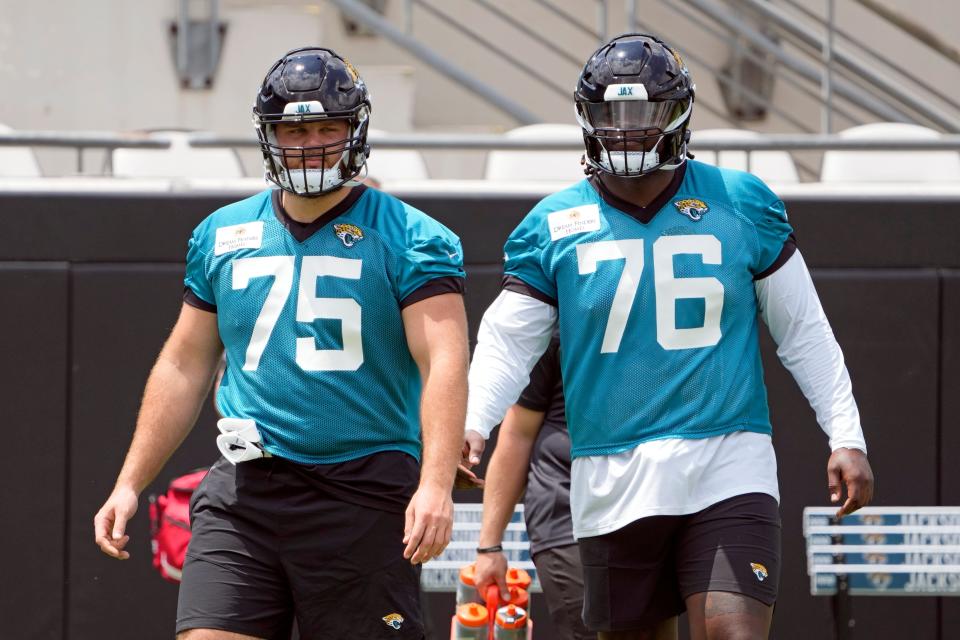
[329,0,540,124]
[0,132,170,173]
[779,0,960,117]
[728,0,960,132]
[331,0,960,140]
[5,130,960,152]
[3,130,960,179]
[329,0,960,140]
[631,6,832,132]
[409,0,570,100]
[685,0,912,125]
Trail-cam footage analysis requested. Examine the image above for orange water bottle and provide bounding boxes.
[503,585,528,610]
[453,602,488,640]
[493,604,528,639]
[457,563,484,605]
[505,566,532,592]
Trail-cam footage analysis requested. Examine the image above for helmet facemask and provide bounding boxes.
[254,104,370,197]
[576,92,692,178]
[253,46,372,197]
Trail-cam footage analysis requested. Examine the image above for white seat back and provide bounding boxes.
[484,124,585,183]
[691,128,799,183]
[821,122,960,183]
[113,131,244,179]
[365,128,429,182]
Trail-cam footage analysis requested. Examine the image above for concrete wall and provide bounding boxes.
[1,0,956,134]
[0,0,957,178]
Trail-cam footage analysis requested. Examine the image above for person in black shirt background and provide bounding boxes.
[473,334,595,640]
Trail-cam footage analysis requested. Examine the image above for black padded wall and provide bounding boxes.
[0,190,958,639]
[0,264,69,640]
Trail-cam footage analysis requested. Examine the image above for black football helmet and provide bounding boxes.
[253,47,371,196]
[575,34,695,177]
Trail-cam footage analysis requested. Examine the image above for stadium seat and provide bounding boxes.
[820,122,960,183]
[112,130,244,179]
[483,123,585,183]
[690,128,799,184]
[365,128,430,182]
[0,123,42,177]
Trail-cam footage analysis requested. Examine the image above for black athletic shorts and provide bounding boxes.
[578,492,781,632]
[176,456,424,639]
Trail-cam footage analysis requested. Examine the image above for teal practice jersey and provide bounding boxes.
[503,161,792,458]
[184,187,465,464]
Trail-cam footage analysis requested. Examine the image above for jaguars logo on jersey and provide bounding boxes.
[382,613,404,630]
[334,223,364,248]
[673,198,709,221]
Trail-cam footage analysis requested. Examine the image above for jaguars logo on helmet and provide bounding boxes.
[673,198,709,221]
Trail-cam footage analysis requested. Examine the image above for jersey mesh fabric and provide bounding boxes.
[503,161,792,458]
[185,189,465,464]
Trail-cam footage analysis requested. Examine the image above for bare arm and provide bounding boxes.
[474,403,546,600]
[94,303,222,559]
[401,292,470,564]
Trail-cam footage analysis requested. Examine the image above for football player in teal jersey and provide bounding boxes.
[94,47,468,639]
[464,35,874,640]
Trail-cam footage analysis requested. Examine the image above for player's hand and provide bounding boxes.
[403,483,453,565]
[827,448,874,517]
[93,485,139,560]
[455,463,485,490]
[473,551,511,602]
[462,429,486,468]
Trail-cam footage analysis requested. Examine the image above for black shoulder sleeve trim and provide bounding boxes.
[515,396,549,412]
[399,276,465,309]
[183,287,217,313]
[754,235,798,281]
[501,275,558,307]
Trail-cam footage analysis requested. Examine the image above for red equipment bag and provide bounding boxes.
[148,469,208,583]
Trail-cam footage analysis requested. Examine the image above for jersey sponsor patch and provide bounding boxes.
[548,205,601,241]
[214,221,264,255]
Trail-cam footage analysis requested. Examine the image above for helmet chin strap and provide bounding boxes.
[342,162,368,187]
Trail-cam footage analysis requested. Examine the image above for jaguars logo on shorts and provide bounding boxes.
[382,613,404,630]
[750,562,769,582]
[673,198,709,221]
[334,223,364,248]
